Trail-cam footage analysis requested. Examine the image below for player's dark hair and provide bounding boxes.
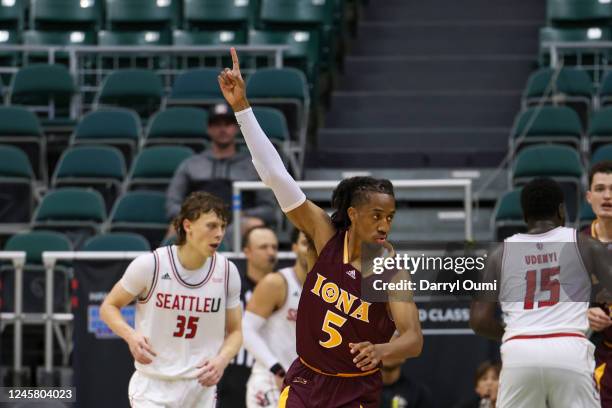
[520,178,565,222]
[290,227,301,245]
[474,361,501,386]
[589,160,612,188]
[173,191,230,245]
[290,228,315,250]
[242,225,275,249]
[330,177,395,230]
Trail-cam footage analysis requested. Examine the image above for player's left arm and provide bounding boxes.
[350,300,423,372]
[469,244,504,341]
[197,262,243,387]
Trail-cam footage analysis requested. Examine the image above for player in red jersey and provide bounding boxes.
[218,48,423,408]
[585,161,612,406]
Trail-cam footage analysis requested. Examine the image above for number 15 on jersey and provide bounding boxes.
[524,266,561,310]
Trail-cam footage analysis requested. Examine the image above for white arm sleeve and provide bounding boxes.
[235,107,306,213]
[243,310,281,370]
[226,261,242,309]
[119,253,156,298]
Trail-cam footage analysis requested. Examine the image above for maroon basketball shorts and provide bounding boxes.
[596,343,612,407]
[278,358,382,408]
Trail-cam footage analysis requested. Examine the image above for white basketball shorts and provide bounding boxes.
[128,370,216,408]
[497,335,600,408]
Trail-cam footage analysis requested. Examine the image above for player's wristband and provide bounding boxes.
[270,363,286,377]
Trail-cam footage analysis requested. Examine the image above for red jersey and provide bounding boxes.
[296,229,396,375]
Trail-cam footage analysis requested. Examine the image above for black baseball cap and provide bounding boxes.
[208,103,237,125]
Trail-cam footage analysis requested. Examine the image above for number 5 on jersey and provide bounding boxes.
[320,310,347,348]
[173,315,199,339]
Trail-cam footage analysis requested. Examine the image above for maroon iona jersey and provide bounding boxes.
[296,229,396,375]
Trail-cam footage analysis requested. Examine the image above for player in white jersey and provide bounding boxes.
[101,192,243,408]
[243,229,315,407]
[471,178,612,408]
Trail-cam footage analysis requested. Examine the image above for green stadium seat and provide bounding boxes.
[145,107,208,151]
[167,68,224,107]
[259,0,337,71]
[30,0,101,31]
[260,0,334,28]
[81,232,150,251]
[183,0,255,30]
[248,30,320,83]
[0,0,25,30]
[246,67,309,141]
[512,145,584,221]
[105,0,179,31]
[592,144,612,165]
[524,68,593,101]
[588,108,612,152]
[96,69,163,118]
[2,231,72,313]
[0,28,19,44]
[9,64,76,129]
[51,145,126,210]
[252,106,290,143]
[24,29,96,46]
[523,67,593,125]
[4,231,71,264]
[0,29,21,66]
[98,30,171,46]
[598,72,612,107]
[511,106,583,152]
[577,198,596,230]
[171,30,247,69]
[238,106,292,168]
[70,108,141,165]
[32,187,106,246]
[109,191,168,247]
[0,145,34,224]
[492,189,526,240]
[172,29,247,46]
[547,0,612,25]
[0,106,45,180]
[127,146,193,191]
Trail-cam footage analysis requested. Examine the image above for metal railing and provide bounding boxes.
[0,44,288,116]
[231,179,474,252]
[542,40,612,86]
[37,251,297,375]
[1,247,478,377]
[0,251,26,372]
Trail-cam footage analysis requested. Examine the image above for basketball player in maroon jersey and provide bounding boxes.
[218,48,423,408]
[585,161,612,405]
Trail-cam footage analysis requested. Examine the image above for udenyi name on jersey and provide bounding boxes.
[155,292,222,313]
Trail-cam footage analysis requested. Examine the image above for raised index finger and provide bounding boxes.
[230,47,240,71]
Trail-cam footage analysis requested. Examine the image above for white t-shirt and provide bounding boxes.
[120,245,241,379]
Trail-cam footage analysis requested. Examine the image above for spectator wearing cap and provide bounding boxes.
[165,104,276,244]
